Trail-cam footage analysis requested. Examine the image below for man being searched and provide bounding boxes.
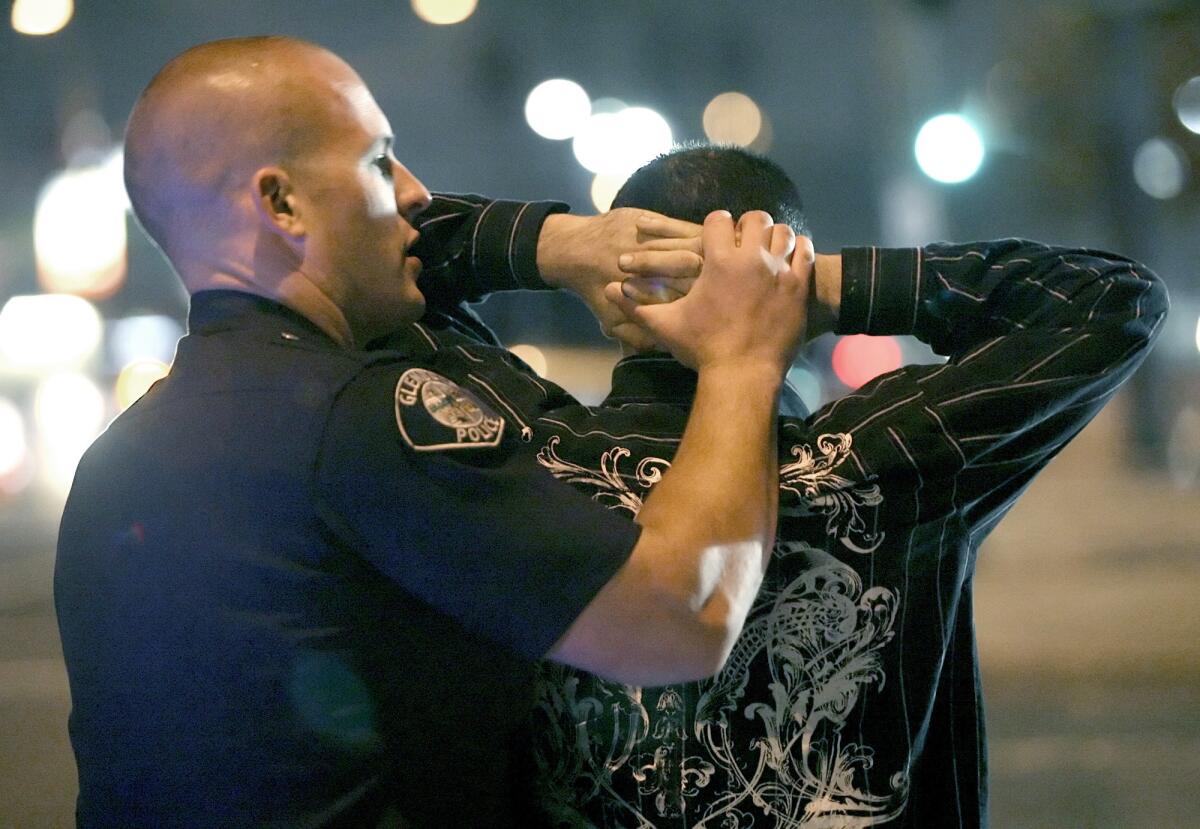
[54,39,809,827]
[483,145,1163,827]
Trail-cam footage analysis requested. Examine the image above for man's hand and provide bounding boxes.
[536,209,703,351]
[605,210,808,372]
[618,231,834,343]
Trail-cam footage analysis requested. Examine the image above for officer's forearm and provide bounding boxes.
[631,360,782,677]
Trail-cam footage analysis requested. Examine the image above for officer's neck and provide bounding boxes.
[182,268,356,349]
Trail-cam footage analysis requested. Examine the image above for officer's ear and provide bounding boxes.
[252,167,306,238]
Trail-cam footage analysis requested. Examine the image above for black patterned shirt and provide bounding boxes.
[513,240,1167,829]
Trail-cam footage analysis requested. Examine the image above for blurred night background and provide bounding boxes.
[1,0,1198,826]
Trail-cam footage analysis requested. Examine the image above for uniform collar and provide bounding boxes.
[605,352,698,406]
[187,290,338,346]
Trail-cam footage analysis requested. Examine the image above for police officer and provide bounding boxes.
[54,37,808,827]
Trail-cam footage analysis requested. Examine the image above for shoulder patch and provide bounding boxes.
[394,368,505,451]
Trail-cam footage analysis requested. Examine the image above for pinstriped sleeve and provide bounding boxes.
[413,193,570,309]
[810,238,1169,531]
[837,246,924,336]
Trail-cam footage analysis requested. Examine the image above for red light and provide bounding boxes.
[831,335,903,389]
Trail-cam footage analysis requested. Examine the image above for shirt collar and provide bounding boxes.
[187,290,337,345]
[605,350,812,418]
[605,352,698,407]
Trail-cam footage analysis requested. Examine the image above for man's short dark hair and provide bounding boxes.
[611,144,808,236]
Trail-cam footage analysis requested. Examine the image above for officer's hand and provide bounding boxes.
[536,210,703,351]
[618,221,800,306]
[604,211,808,371]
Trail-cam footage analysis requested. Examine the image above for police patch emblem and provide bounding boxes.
[394,368,505,451]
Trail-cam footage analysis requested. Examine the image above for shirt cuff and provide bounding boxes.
[471,200,570,295]
[836,246,924,336]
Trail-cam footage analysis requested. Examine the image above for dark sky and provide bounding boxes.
[0,0,1196,345]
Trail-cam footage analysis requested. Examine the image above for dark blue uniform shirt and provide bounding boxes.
[54,198,640,828]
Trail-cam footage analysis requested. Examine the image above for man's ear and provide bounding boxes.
[252,167,305,238]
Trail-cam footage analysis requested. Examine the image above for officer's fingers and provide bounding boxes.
[636,212,703,242]
[618,250,703,280]
[699,210,736,259]
[605,281,672,326]
[608,320,659,352]
[768,223,797,261]
[735,210,774,250]
[618,277,687,305]
[790,234,816,277]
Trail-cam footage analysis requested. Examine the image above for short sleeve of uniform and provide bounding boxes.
[313,362,641,660]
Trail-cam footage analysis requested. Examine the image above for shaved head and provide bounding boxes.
[126,36,431,347]
[124,36,361,262]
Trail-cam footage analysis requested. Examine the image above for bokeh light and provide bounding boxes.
[34,152,129,297]
[410,0,477,25]
[749,110,774,154]
[1173,76,1200,135]
[34,372,106,493]
[0,398,27,480]
[702,92,763,147]
[914,113,985,184]
[0,294,102,372]
[108,315,183,370]
[115,359,170,411]
[1132,137,1188,200]
[573,106,673,177]
[525,79,591,140]
[508,344,548,377]
[831,335,904,389]
[11,0,73,36]
[589,173,628,213]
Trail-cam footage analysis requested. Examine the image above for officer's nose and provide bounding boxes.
[394,163,433,226]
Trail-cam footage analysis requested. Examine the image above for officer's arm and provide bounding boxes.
[548,212,808,686]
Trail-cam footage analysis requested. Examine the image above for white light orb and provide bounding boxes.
[525,79,591,140]
[410,0,477,25]
[34,372,106,492]
[572,112,626,175]
[1133,137,1188,200]
[589,173,629,213]
[34,159,128,297]
[914,113,986,184]
[0,398,27,478]
[573,106,673,178]
[11,0,73,36]
[1173,76,1200,135]
[702,92,763,147]
[0,294,103,372]
[115,359,170,411]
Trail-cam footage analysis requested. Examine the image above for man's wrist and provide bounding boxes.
[808,253,841,340]
[535,213,581,292]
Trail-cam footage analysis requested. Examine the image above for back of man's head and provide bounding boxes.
[611,144,808,236]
